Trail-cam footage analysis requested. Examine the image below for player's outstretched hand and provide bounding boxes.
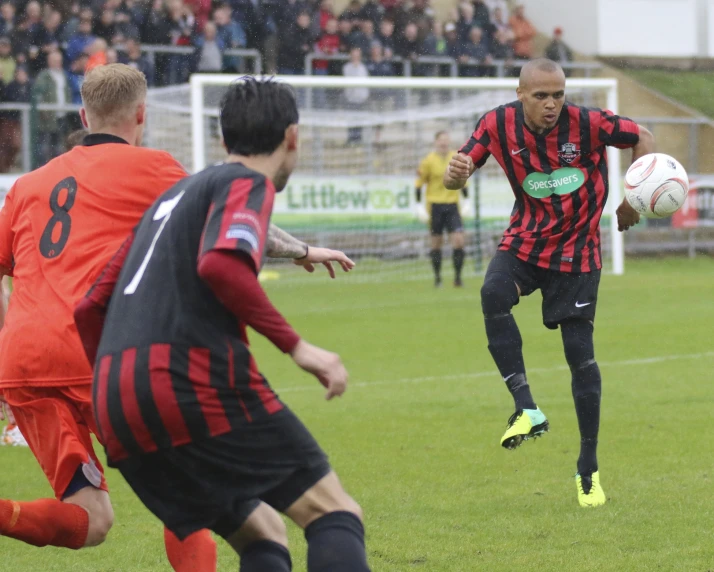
[291,340,348,400]
[293,247,355,279]
[447,153,473,183]
[616,198,641,232]
[0,395,15,424]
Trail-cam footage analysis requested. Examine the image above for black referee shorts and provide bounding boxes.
[115,407,331,540]
[430,203,463,235]
[487,250,601,330]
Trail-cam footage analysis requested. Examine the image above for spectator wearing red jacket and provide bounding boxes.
[313,16,339,108]
[316,0,334,31]
[184,0,212,32]
[314,17,339,75]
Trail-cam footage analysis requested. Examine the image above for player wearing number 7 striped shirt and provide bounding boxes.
[0,64,354,567]
[75,76,368,572]
[445,59,655,507]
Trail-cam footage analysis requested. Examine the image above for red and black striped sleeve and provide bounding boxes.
[596,109,640,149]
[459,113,493,168]
[199,175,275,274]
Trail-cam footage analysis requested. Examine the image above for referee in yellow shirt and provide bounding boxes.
[415,131,469,287]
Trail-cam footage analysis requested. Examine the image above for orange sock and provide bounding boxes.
[0,498,88,549]
[164,527,217,572]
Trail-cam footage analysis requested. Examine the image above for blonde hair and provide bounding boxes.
[81,64,147,127]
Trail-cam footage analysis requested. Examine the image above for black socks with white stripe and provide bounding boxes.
[484,313,537,411]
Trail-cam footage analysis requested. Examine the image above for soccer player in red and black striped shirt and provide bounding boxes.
[74,78,370,571]
[445,59,655,507]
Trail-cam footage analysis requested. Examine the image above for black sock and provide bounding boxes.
[452,248,465,280]
[561,319,601,476]
[240,540,292,572]
[484,314,536,410]
[505,373,536,412]
[572,362,601,475]
[430,249,442,281]
[578,438,598,477]
[305,511,370,572]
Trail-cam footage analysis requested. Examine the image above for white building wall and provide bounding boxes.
[521,0,701,58]
[521,0,599,55]
[704,0,714,56]
[597,0,697,57]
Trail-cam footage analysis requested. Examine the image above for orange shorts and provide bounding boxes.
[2,385,108,499]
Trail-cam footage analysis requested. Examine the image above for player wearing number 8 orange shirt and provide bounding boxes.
[0,64,221,568]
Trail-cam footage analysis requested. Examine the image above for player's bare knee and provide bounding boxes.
[285,471,361,529]
[64,487,114,547]
[450,232,465,249]
[84,506,114,546]
[228,503,288,554]
[342,498,363,522]
[295,496,362,529]
[256,506,287,545]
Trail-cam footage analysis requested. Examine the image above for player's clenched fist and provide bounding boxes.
[447,153,473,185]
[616,199,641,232]
[291,339,348,400]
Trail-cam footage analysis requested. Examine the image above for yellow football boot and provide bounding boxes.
[500,408,549,450]
[576,471,606,507]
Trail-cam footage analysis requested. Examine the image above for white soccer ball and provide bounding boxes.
[624,153,689,218]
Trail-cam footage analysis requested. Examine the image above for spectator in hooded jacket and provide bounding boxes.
[214,4,246,71]
[544,27,573,75]
[278,10,313,74]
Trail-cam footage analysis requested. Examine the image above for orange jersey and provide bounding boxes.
[0,136,188,388]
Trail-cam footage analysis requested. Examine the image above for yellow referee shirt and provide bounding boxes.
[415,150,460,205]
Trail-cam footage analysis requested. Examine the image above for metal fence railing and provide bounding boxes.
[632,116,712,174]
[116,43,263,75]
[305,53,602,78]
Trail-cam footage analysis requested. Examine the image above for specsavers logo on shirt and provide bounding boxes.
[522,168,585,199]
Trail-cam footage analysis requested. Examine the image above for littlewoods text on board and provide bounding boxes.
[275,178,414,214]
[286,186,411,210]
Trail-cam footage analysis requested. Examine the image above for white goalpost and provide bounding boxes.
[147,75,624,282]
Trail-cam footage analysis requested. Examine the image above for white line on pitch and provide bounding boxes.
[277,350,714,393]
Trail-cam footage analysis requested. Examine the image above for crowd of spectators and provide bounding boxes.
[0,0,575,169]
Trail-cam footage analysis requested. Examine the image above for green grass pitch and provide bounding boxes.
[2,258,714,571]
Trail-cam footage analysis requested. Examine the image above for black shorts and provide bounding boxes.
[115,407,331,540]
[430,203,463,235]
[487,250,601,330]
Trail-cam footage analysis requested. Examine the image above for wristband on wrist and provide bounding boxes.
[296,243,309,260]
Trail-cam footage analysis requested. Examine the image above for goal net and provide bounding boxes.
[145,75,622,283]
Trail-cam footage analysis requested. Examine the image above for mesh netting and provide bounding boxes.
[145,78,614,283]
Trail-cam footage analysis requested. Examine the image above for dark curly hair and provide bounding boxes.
[220,76,299,156]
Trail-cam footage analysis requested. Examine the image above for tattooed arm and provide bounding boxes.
[266,223,309,259]
[266,223,356,279]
